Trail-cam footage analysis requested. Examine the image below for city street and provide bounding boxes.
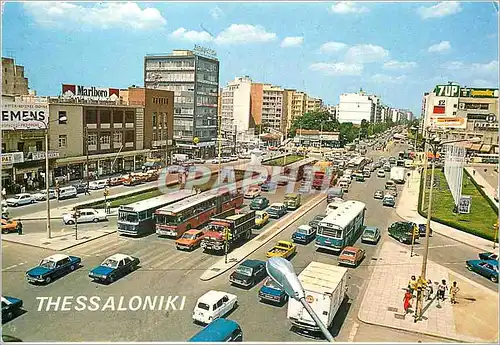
[2,145,495,342]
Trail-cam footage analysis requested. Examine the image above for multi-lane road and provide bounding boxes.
[2,145,495,342]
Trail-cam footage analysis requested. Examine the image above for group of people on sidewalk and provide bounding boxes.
[403,275,460,320]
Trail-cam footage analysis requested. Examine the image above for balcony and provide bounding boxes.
[145,65,195,71]
[125,123,134,128]
[100,123,111,129]
[113,123,123,129]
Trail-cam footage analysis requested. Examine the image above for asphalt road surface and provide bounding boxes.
[2,145,493,342]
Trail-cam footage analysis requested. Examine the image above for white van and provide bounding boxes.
[58,186,77,200]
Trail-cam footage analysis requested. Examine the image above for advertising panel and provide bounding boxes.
[458,195,472,214]
[62,84,120,101]
[1,102,49,130]
[460,88,499,98]
[1,152,24,165]
[433,84,460,98]
[430,117,467,129]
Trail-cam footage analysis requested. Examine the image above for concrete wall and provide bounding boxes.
[48,104,84,157]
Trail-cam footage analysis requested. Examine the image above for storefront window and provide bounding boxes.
[125,131,134,143]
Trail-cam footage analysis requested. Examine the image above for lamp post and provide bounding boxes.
[417,134,481,321]
[266,257,335,342]
[33,115,67,239]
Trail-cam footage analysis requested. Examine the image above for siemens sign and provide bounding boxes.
[1,102,49,130]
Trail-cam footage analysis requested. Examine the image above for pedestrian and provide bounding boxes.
[85,182,90,195]
[473,169,476,176]
[106,201,111,214]
[426,279,434,300]
[409,275,418,295]
[16,219,23,235]
[21,185,26,194]
[437,279,447,301]
[449,281,460,304]
[1,188,6,198]
[403,288,413,315]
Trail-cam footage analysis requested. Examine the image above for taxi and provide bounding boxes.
[254,211,269,228]
[1,218,18,234]
[175,229,205,251]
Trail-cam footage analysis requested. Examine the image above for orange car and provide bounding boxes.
[2,218,18,234]
[175,229,205,251]
[338,246,365,267]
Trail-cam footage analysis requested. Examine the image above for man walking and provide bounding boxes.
[449,281,460,304]
[106,200,111,214]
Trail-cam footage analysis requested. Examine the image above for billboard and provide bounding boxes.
[460,88,499,98]
[430,117,467,129]
[434,84,460,98]
[1,102,49,130]
[62,84,120,101]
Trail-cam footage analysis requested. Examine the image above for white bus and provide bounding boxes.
[315,200,366,252]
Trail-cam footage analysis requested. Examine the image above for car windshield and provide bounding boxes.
[181,233,196,240]
[256,214,264,219]
[254,199,264,204]
[296,227,309,234]
[264,278,281,289]
[39,259,55,269]
[101,259,119,268]
[270,205,281,210]
[197,302,210,311]
[342,251,356,257]
[364,229,376,235]
[236,265,253,276]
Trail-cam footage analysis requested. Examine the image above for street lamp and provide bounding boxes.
[417,134,481,320]
[266,257,335,342]
[33,115,67,239]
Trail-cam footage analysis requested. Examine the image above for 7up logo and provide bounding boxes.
[434,84,460,98]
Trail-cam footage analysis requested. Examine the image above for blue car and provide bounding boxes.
[478,252,498,262]
[2,296,23,322]
[26,254,81,284]
[89,253,140,284]
[466,259,498,283]
[258,277,288,304]
[291,225,316,244]
[188,318,243,342]
[260,181,277,192]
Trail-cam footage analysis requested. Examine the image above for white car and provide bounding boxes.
[192,290,238,324]
[88,180,107,190]
[6,193,34,207]
[33,189,56,201]
[230,155,238,161]
[377,170,386,178]
[244,187,261,199]
[62,208,108,225]
[211,158,221,164]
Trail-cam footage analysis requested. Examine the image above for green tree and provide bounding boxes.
[289,111,338,137]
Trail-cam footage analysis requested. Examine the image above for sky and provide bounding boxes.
[2,1,499,116]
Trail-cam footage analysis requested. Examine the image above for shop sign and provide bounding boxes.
[1,102,49,130]
[320,134,340,141]
[430,117,466,129]
[193,44,217,58]
[434,84,460,98]
[460,88,499,98]
[62,84,120,101]
[25,151,60,161]
[1,152,24,165]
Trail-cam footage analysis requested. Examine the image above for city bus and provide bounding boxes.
[117,190,195,236]
[154,188,244,238]
[347,157,368,171]
[315,200,366,252]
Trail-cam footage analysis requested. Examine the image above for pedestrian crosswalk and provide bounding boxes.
[67,234,219,273]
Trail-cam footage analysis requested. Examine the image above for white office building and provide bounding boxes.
[338,91,374,124]
[220,76,252,136]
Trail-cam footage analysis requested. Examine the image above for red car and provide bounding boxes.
[338,246,365,267]
[107,177,123,187]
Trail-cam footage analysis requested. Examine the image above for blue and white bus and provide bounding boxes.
[315,200,366,252]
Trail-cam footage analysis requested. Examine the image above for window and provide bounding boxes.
[152,112,157,126]
[113,132,122,144]
[113,110,123,123]
[125,111,135,123]
[58,135,67,148]
[125,130,134,142]
[100,132,111,145]
[100,109,111,123]
[36,141,43,151]
[87,133,97,146]
[58,111,67,124]
[17,142,24,152]
[86,109,97,124]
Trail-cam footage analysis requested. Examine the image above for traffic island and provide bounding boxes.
[358,241,498,343]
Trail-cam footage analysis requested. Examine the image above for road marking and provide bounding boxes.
[139,248,178,267]
[149,250,187,269]
[3,262,25,271]
[426,244,465,249]
[92,240,132,256]
[182,254,217,276]
[347,321,359,342]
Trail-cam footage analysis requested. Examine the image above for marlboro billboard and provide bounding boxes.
[62,84,120,101]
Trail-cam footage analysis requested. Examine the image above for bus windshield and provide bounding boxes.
[318,226,342,238]
[157,214,183,226]
[118,211,139,224]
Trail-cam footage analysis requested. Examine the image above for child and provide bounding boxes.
[449,281,460,304]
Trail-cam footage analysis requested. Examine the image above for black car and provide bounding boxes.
[308,214,326,230]
[72,182,87,194]
[229,259,267,288]
[417,223,433,237]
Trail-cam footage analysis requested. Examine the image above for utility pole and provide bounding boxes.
[217,108,222,184]
[224,227,229,264]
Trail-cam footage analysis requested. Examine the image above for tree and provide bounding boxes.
[289,111,338,137]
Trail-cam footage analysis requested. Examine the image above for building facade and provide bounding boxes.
[144,49,219,158]
[338,91,374,124]
[294,129,341,148]
[305,96,323,113]
[2,57,29,96]
[220,76,252,136]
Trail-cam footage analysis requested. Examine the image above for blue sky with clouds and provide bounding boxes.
[2,1,498,115]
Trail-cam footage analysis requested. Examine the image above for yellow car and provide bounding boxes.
[266,240,297,259]
[2,218,18,234]
[254,211,269,228]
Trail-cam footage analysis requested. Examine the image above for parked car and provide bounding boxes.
[308,214,326,230]
[57,186,78,200]
[192,291,238,325]
[32,189,56,201]
[62,208,107,225]
[26,254,81,284]
[6,193,34,207]
[222,157,231,163]
[266,203,287,219]
[89,180,107,190]
[466,260,498,283]
[383,164,391,172]
[254,211,269,228]
[229,260,266,288]
[211,158,221,164]
[175,229,205,251]
[338,246,365,267]
[361,226,381,244]
[107,177,123,186]
[388,221,418,244]
[1,296,23,322]
[261,181,277,192]
[89,253,140,284]
[479,252,499,262]
[72,182,88,194]
[374,190,384,199]
[1,219,18,234]
[291,224,316,244]
[417,223,433,237]
[192,158,205,164]
[386,189,398,198]
[258,277,288,305]
[382,194,396,207]
[377,170,386,178]
[230,155,239,161]
[250,196,269,211]
[244,186,261,199]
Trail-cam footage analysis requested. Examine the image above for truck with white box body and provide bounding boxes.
[287,262,348,336]
[390,167,406,184]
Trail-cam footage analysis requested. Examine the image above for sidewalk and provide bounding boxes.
[200,192,326,281]
[464,166,498,206]
[358,241,498,343]
[396,170,498,253]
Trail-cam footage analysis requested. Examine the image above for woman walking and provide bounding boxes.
[403,288,413,315]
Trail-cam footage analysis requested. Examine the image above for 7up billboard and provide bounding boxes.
[433,84,460,98]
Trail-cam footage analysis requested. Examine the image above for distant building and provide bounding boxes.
[220,76,252,135]
[2,57,29,96]
[338,90,374,124]
[250,83,284,132]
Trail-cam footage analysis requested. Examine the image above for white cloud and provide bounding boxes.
[417,1,462,19]
[309,62,363,76]
[344,44,389,63]
[383,60,417,70]
[443,60,499,76]
[371,74,407,84]
[330,2,369,14]
[428,41,451,53]
[320,41,348,53]
[470,79,497,87]
[210,6,223,20]
[214,24,277,44]
[23,2,166,29]
[280,36,304,48]
[171,28,213,42]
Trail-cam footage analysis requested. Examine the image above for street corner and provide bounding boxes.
[447,272,499,343]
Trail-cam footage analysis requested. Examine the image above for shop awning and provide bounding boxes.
[56,149,150,165]
[480,145,492,153]
[470,144,482,151]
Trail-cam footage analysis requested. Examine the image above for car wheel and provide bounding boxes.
[31,200,35,204]
[108,275,115,283]
[67,220,75,225]
[6,310,13,321]
[44,276,51,284]
[232,301,238,310]
[399,237,404,243]
[466,265,473,271]
[13,203,18,207]
[2,230,8,234]
[93,218,99,223]
[490,275,498,283]
[70,265,75,271]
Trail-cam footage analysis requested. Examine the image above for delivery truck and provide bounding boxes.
[390,167,406,184]
[287,262,348,337]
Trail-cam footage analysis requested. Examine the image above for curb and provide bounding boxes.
[200,192,326,281]
[1,230,116,251]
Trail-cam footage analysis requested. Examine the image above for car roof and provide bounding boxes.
[78,208,97,212]
[14,193,31,197]
[185,229,203,235]
[188,318,240,342]
[240,259,265,269]
[364,226,379,231]
[45,254,69,262]
[298,224,313,230]
[342,246,359,252]
[198,290,234,304]
[106,253,131,261]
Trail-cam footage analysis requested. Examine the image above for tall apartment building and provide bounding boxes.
[325,104,338,120]
[283,89,295,132]
[338,90,374,124]
[250,83,284,132]
[144,49,220,158]
[305,96,323,113]
[220,76,252,136]
[291,91,307,123]
[370,95,382,123]
[2,57,29,96]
